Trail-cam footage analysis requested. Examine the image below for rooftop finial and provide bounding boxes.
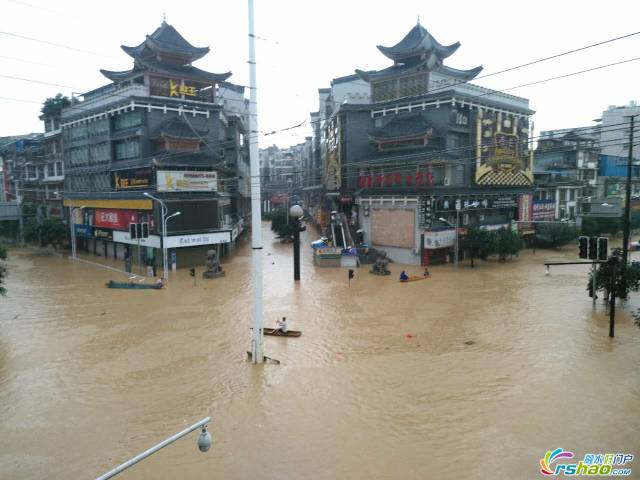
[162,10,167,24]
[417,15,420,26]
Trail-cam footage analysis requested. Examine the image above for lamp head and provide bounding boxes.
[289,204,303,218]
[197,426,212,452]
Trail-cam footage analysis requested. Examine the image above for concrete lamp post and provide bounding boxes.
[289,204,304,281]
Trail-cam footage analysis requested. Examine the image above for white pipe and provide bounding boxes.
[248,0,264,363]
[95,417,210,480]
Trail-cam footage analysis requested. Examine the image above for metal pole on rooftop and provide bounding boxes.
[248,0,264,363]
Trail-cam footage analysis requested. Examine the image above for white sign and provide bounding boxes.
[157,170,218,192]
[164,231,231,249]
[424,229,456,249]
[113,230,162,248]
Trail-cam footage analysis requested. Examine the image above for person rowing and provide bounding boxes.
[276,316,289,334]
[423,268,430,278]
[399,270,409,282]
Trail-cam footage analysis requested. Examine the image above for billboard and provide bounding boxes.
[533,200,556,220]
[475,111,533,186]
[113,168,153,190]
[94,209,139,230]
[157,171,218,192]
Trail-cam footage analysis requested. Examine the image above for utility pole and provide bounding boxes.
[609,257,617,338]
[14,180,24,247]
[621,114,637,298]
[248,0,264,364]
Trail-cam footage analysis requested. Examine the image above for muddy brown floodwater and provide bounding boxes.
[1,223,639,479]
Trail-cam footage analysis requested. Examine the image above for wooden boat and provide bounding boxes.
[263,328,302,337]
[400,275,430,283]
[105,281,163,290]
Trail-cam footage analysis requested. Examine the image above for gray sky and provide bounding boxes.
[1,0,639,147]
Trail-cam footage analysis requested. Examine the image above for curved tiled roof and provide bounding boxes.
[136,58,231,83]
[121,21,210,61]
[377,24,459,63]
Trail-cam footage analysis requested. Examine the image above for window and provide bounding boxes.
[69,147,89,167]
[55,161,63,176]
[47,163,55,177]
[455,165,464,185]
[67,125,87,141]
[87,118,109,136]
[113,111,142,131]
[90,142,110,164]
[463,213,469,225]
[114,140,140,160]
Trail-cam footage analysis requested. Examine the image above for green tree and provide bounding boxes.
[587,248,640,299]
[40,218,68,249]
[495,227,522,261]
[270,209,294,241]
[460,226,495,268]
[41,93,71,117]
[534,223,578,248]
[0,244,7,296]
[581,217,621,237]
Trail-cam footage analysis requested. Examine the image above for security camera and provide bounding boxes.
[197,426,212,452]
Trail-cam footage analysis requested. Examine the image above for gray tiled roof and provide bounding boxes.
[121,21,210,61]
[377,24,459,62]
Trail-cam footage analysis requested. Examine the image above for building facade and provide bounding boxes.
[60,21,249,268]
[312,21,535,265]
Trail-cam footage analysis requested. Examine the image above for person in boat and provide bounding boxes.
[155,278,164,288]
[423,268,430,278]
[276,316,288,334]
[399,270,409,282]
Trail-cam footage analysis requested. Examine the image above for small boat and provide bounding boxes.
[263,328,302,337]
[105,281,163,290]
[400,275,429,283]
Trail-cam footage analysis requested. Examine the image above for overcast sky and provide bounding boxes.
[1,0,639,147]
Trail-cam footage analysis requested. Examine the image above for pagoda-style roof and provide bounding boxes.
[354,22,482,87]
[157,117,208,140]
[377,23,459,64]
[121,21,210,62]
[100,58,231,84]
[369,113,434,141]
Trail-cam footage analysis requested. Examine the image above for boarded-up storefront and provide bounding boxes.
[371,208,415,248]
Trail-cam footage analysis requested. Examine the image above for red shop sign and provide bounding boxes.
[94,209,139,230]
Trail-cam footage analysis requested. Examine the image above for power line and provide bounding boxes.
[0,31,118,59]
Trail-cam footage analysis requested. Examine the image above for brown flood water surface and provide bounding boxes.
[1,223,639,479]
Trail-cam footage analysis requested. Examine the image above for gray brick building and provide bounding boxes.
[60,21,249,269]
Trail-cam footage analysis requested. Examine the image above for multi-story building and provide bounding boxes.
[60,21,249,268]
[312,21,535,265]
[533,128,600,220]
[597,102,640,200]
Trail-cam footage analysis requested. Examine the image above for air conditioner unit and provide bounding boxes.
[443,177,450,186]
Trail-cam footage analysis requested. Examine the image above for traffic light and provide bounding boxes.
[129,223,137,239]
[597,237,609,261]
[588,236,598,260]
[348,269,355,280]
[189,268,196,277]
[578,236,588,259]
[141,222,149,239]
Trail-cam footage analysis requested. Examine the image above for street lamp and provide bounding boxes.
[96,416,212,480]
[69,205,85,260]
[289,204,304,281]
[143,192,170,281]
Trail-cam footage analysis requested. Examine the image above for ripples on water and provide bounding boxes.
[1,226,639,479]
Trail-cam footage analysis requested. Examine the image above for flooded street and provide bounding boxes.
[1,223,639,479]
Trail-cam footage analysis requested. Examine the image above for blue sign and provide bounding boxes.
[74,224,93,237]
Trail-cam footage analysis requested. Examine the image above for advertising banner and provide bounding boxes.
[157,171,218,192]
[92,227,113,240]
[112,230,161,248]
[94,209,139,230]
[533,200,556,220]
[164,231,231,249]
[113,168,153,190]
[74,224,93,237]
[518,193,533,229]
[424,229,456,249]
